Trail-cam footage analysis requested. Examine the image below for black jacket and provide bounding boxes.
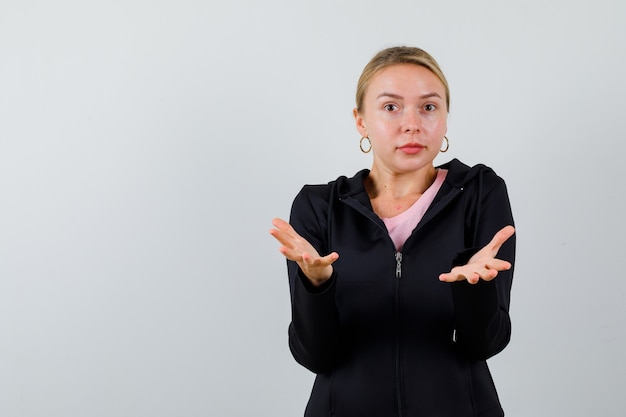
[286,159,516,417]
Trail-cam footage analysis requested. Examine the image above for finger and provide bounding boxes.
[475,268,498,282]
[303,251,339,267]
[269,228,293,249]
[439,273,450,282]
[270,218,297,238]
[272,217,291,230]
[439,273,462,283]
[440,269,491,284]
[439,263,499,283]
[438,266,468,283]
[466,259,511,275]
[468,260,511,282]
[467,272,481,284]
[439,271,477,283]
[270,226,295,245]
[322,251,339,265]
[484,259,512,272]
[487,225,515,253]
[270,218,304,249]
[278,245,302,262]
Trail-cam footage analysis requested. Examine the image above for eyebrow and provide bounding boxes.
[376,92,443,100]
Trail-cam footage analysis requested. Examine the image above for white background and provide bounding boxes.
[1,1,625,416]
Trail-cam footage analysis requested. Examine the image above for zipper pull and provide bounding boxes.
[395,252,402,278]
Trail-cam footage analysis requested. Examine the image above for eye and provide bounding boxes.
[423,103,437,112]
[384,104,399,111]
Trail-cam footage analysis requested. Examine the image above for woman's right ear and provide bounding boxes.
[353,108,367,137]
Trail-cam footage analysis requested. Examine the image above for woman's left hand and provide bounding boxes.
[439,225,515,285]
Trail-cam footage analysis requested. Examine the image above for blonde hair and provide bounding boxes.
[355,46,450,112]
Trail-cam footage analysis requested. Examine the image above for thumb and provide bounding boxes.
[488,225,515,253]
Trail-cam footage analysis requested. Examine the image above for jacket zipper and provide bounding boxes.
[394,251,403,417]
[395,252,402,278]
[340,197,416,416]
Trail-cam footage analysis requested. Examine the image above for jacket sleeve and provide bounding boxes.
[451,172,516,360]
[286,186,341,374]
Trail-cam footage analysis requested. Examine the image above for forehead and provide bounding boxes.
[367,63,445,97]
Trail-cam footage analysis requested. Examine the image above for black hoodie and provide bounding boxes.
[286,158,516,417]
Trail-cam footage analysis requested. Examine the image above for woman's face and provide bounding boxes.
[354,63,448,175]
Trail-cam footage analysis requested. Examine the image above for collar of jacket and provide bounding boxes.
[334,158,490,199]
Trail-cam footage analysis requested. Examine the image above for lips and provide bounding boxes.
[398,143,424,155]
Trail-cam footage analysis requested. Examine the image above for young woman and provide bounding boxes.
[270,46,516,417]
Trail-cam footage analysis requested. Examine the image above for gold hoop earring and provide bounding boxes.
[360,137,372,153]
[440,136,449,153]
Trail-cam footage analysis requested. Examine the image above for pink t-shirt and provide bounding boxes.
[382,169,448,251]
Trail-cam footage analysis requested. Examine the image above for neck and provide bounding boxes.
[366,165,438,200]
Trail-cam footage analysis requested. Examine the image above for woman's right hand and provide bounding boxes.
[270,218,339,286]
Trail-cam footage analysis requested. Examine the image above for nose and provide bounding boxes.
[402,109,421,133]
